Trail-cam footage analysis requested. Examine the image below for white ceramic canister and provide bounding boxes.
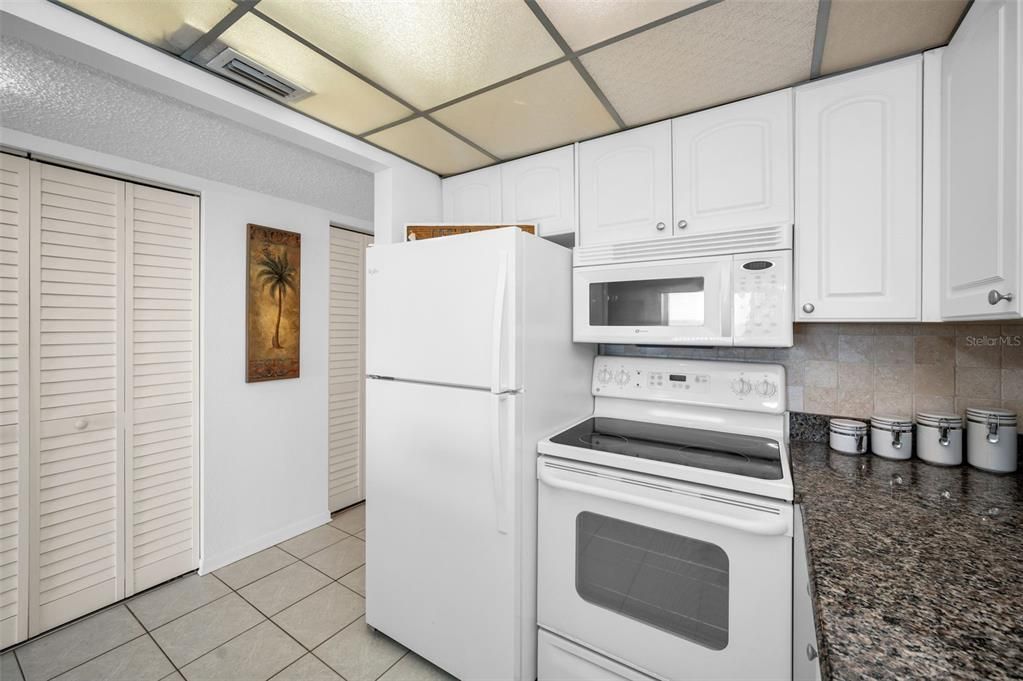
[915,412,963,466]
[966,408,1018,473]
[870,415,913,460]
[830,418,868,455]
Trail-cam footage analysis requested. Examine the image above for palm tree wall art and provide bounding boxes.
[246,224,301,382]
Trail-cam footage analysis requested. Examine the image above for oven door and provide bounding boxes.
[537,457,792,681]
[573,255,732,345]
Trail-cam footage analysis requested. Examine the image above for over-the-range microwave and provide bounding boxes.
[573,225,793,347]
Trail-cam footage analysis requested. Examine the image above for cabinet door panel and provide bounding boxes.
[125,184,198,595]
[941,0,1021,318]
[0,154,30,647]
[673,90,793,234]
[442,166,501,223]
[579,122,672,245]
[30,163,124,635]
[500,146,574,237]
[795,57,922,321]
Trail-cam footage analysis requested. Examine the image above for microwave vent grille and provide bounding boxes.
[573,224,792,267]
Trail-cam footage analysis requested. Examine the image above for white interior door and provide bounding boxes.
[672,90,793,234]
[124,183,199,595]
[795,57,922,321]
[940,0,1021,319]
[365,228,519,391]
[0,154,31,647]
[365,379,521,680]
[29,163,125,635]
[328,227,371,512]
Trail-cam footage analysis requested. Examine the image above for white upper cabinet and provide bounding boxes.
[441,166,501,224]
[795,56,923,322]
[500,146,575,237]
[578,121,672,246]
[940,0,1021,319]
[672,90,793,234]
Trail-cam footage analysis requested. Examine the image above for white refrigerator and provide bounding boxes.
[365,228,593,680]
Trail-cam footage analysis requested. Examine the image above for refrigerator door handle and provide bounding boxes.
[490,251,509,394]
[491,394,510,534]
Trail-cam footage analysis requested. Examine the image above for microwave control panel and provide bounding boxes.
[732,250,793,348]
[592,356,786,414]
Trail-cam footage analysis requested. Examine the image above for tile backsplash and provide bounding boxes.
[603,322,1023,419]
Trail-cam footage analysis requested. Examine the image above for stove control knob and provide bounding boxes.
[731,378,752,395]
[615,370,629,386]
[755,380,777,397]
[597,367,613,384]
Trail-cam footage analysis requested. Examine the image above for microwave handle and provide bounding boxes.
[539,463,789,536]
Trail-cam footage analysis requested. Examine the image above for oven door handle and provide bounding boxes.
[538,465,789,537]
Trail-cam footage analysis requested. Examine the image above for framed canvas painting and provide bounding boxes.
[246,223,301,381]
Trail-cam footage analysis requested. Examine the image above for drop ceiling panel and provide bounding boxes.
[537,0,706,50]
[821,0,968,75]
[431,63,618,160]
[257,0,564,110]
[202,15,411,136]
[59,0,235,54]
[366,118,493,177]
[581,0,818,127]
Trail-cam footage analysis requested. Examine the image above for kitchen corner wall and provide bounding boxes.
[604,322,1023,419]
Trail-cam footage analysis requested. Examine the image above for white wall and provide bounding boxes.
[4,129,337,572]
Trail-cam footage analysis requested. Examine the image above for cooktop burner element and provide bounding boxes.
[551,417,783,480]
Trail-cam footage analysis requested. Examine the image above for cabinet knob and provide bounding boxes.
[677,219,688,229]
[74,419,89,431]
[806,644,818,661]
[655,222,666,231]
[802,303,815,314]
[988,289,1014,305]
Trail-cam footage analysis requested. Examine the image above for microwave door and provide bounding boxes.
[574,256,733,345]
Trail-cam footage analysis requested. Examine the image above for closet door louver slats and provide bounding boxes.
[0,154,30,647]
[125,184,198,594]
[328,228,370,511]
[29,163,124,636]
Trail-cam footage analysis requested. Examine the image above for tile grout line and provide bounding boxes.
[124,606,182,677]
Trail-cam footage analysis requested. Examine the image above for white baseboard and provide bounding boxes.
[198,511,331,575]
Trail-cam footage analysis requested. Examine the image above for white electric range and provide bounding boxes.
[536,356,794,681]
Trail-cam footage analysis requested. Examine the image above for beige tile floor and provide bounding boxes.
[1,504,454,681]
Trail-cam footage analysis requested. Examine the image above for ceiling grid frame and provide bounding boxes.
[40,0,975,177]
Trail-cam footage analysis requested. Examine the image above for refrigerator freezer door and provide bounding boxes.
[366,228,519,391]
[365,378,526,679]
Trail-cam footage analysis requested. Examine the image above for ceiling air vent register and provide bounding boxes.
[206,47,311,103]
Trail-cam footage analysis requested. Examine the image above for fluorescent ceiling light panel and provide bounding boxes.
[432,62,617,159]
[59,0,236,53]
[366,118,493,177]
[207,15,412,135]
[581,0,818,126]
[258,0,564,110]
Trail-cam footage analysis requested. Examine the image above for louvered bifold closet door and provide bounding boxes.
[29,163,124,635]
[328,228,370,511]
[125,184,198,594]
[0,155,30,647]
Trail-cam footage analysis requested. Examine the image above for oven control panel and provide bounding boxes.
[592,356,786,413]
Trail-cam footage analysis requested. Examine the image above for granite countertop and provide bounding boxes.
[789,442,1023,681]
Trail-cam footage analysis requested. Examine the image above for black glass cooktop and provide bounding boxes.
[550,417,783,480]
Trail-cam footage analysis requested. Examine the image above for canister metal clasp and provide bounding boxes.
[987,415,1000,444]
[891,430,903,449]
[938,419,951,446]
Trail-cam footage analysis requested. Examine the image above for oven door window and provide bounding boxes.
[589,277,705,327]
[575,512,728,650]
